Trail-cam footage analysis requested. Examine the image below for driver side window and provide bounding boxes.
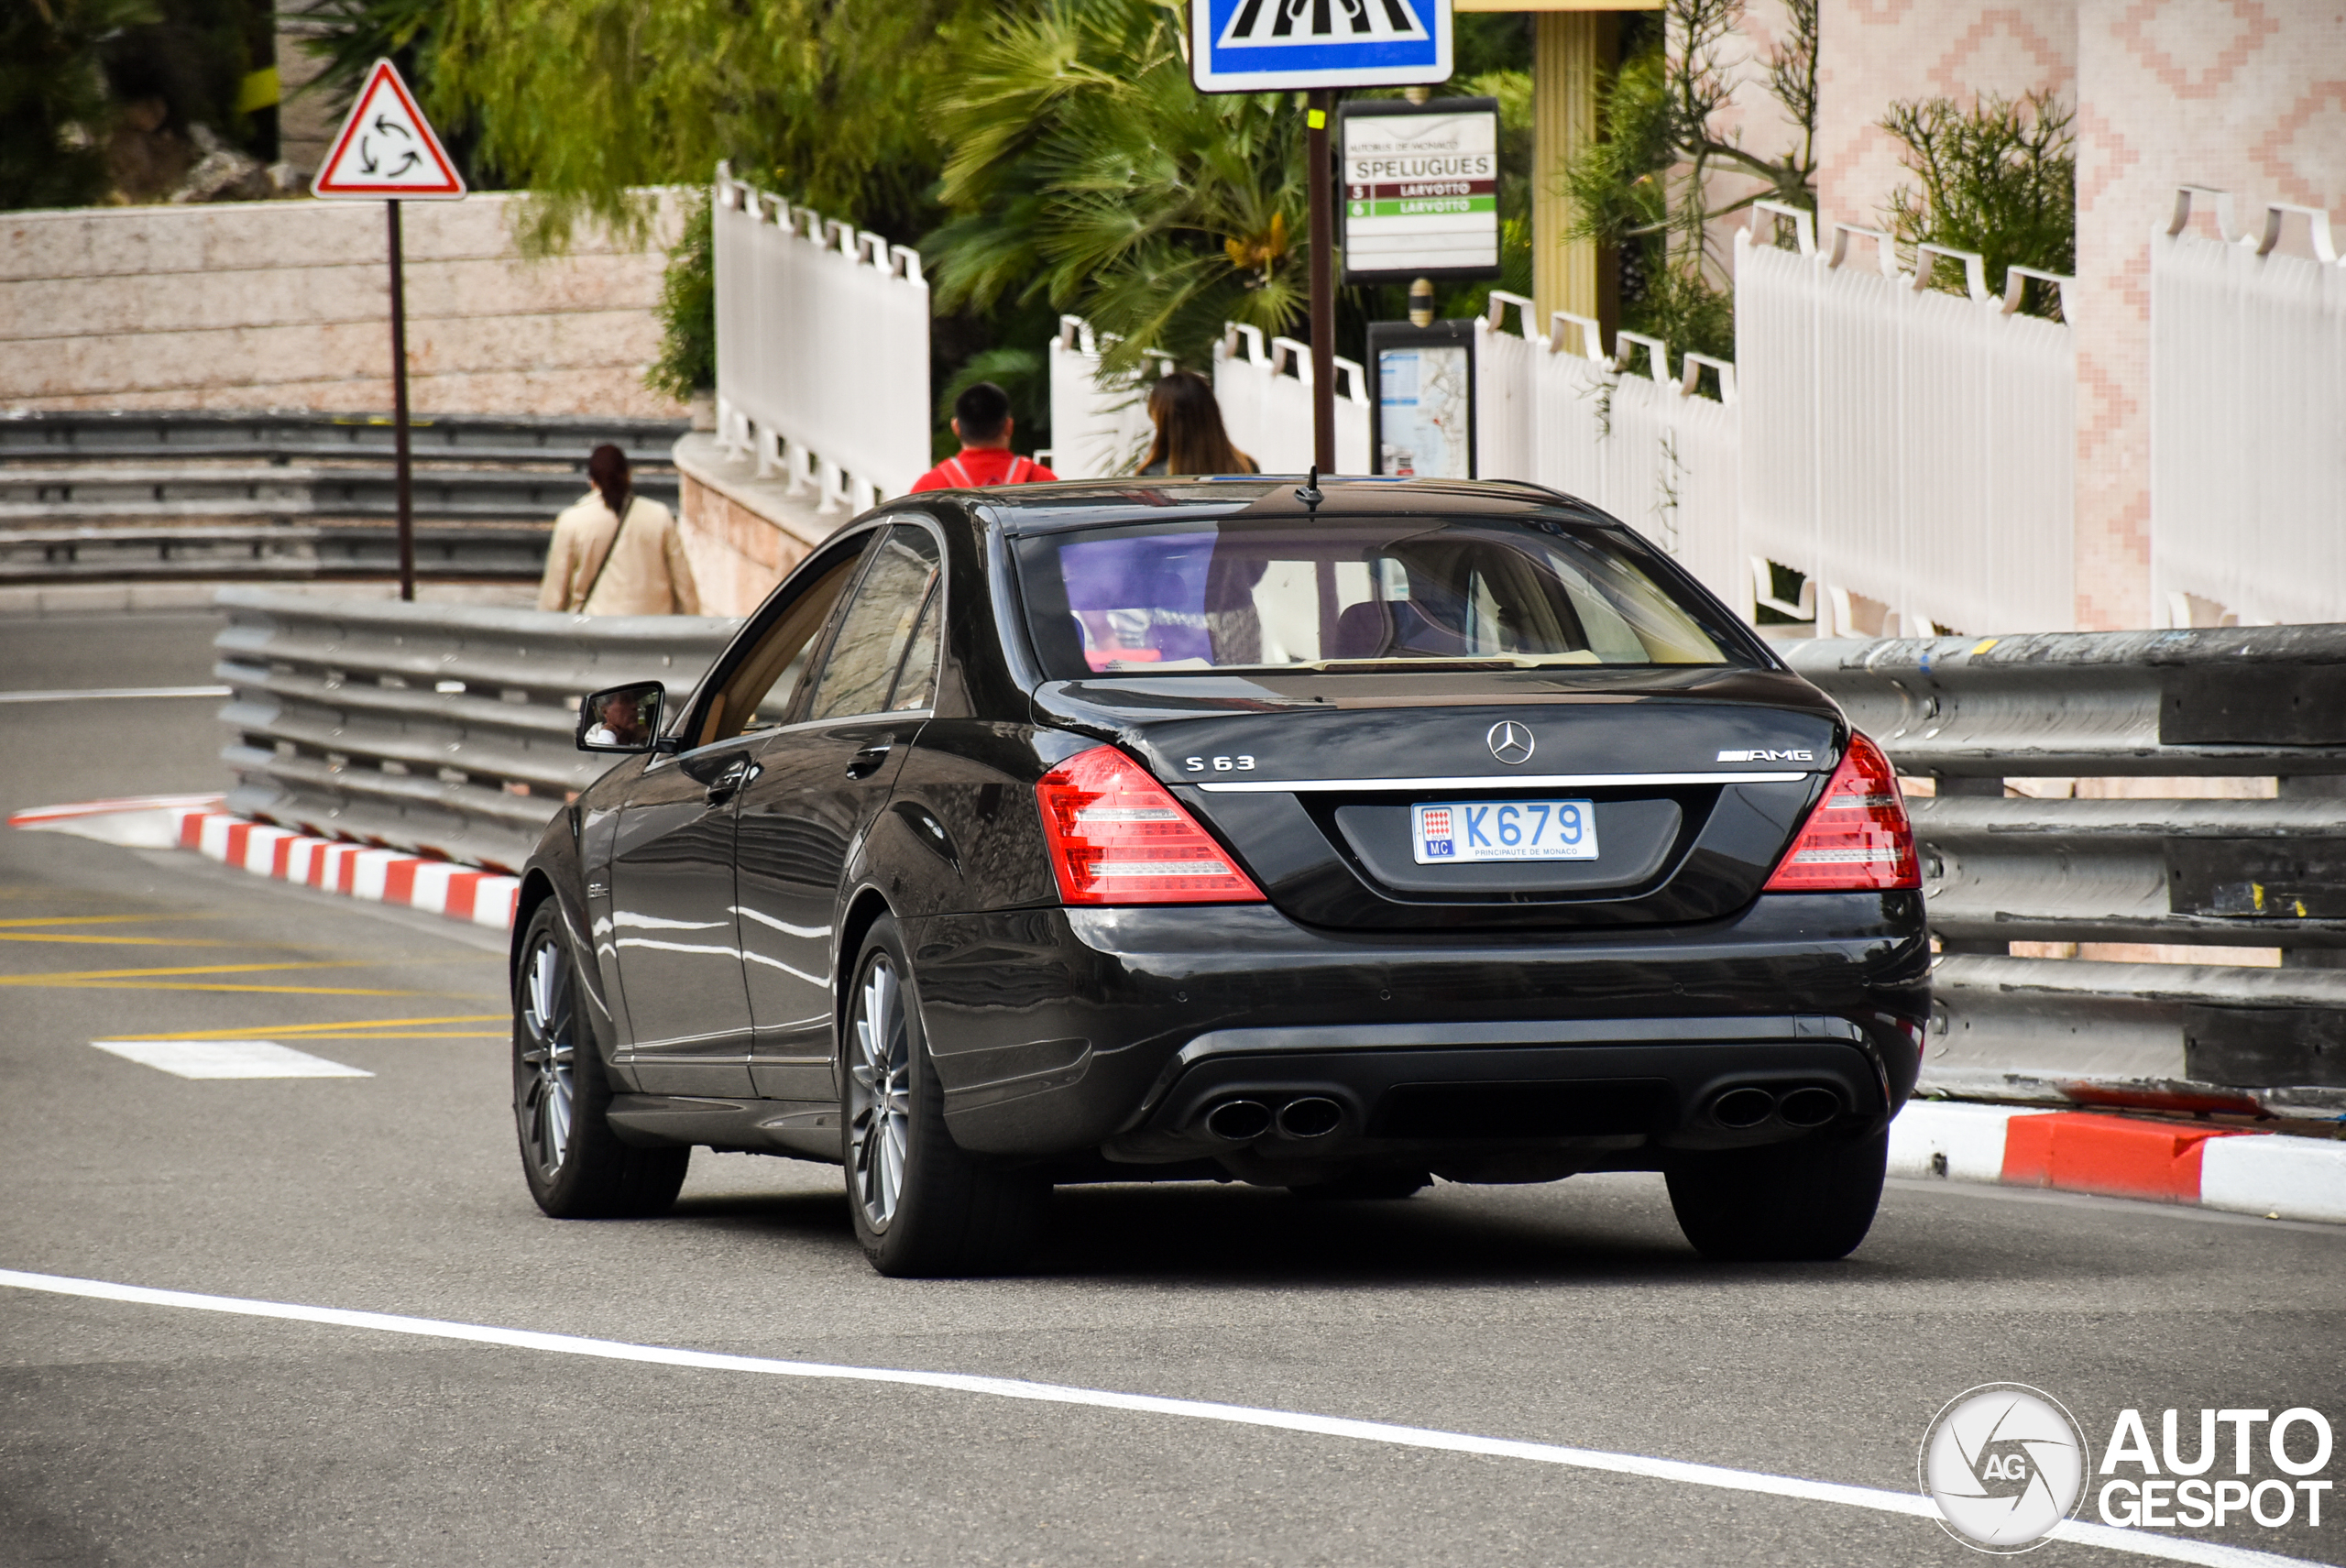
[806,525,942,721]
[691,544,866,751]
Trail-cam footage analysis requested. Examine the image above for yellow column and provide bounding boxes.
[1531,10,1619,346]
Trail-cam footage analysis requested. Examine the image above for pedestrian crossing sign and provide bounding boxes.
[312,59,466,200]
[1189,0,1453,93]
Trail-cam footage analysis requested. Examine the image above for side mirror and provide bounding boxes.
[576,681,672,753]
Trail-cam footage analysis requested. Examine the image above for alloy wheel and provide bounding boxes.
[846,956,913,1232]
[516,932,576,1179]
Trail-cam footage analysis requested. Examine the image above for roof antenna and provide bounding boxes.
[1295,465,1323,511]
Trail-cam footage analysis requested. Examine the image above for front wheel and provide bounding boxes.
[842,916,1047,1277]
[513,902,689,1219]
[1665,1128,1887,1262]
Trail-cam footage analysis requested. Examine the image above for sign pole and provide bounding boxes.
[1308,90,1336,475]
[386,200,415,601]
[312,60,463,600]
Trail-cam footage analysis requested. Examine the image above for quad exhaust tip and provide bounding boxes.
[1711,1087,1776,1129]
[1204,1099,1273,1142]
[1709,1084,1845,1130]
[1277,1096,1343,1138]
[1778,1086,1844,1128]
[1201,1096,1346,1141]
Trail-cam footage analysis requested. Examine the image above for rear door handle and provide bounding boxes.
[846,740,893,780]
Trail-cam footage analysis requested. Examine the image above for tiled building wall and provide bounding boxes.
[1806,0,2343,630]
[2,192,688,420]
[2072,0,2346,629]
[1814,2,2078,236]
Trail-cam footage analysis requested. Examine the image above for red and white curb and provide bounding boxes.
[8,797,519,931]
[1890,1101,2346,1225]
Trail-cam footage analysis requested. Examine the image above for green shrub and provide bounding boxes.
[1882,90,2076,321]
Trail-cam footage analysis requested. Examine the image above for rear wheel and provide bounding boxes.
[513,903,689,1219]
[842,916,1047,1277]
[1665,1128,1887,1261]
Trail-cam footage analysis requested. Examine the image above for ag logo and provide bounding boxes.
[1920,1385,2090,1552]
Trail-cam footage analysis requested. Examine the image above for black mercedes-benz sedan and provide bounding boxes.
[510,477,1928,1276]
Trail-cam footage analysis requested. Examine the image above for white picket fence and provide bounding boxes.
[1041,316,1168,480]
[2151,188,2346,628]
[1212,323,1373,475]
[710,163,931,510]
[1046,319,1370,478]
[1473,292,1745,608]
[700,159,2346,638]
[1735,203,2077,636]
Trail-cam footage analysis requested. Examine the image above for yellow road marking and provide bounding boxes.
[50,982,446,996]
[0,932,240,947]
[102,1014,507,1041]
[0,913,228,928]
[0,960,362,985]
[257,1032,505,1041]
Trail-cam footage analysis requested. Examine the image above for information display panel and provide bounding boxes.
[1368,318,1476,479]
[1338,97,1500,286]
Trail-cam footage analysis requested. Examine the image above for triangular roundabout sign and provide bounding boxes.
[312,60,466,200]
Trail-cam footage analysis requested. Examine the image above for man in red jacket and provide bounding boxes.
[910,381,1058,491]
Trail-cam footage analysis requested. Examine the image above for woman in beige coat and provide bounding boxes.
[538,444,702,615]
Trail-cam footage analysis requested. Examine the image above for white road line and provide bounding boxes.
[0,685,232,704]
[89,1041,372,1080]
[0,1269,2308,1568]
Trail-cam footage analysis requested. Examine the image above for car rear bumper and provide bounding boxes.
[909,894,1930,1176]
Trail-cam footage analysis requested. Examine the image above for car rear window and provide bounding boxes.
[1013,514,1751,678]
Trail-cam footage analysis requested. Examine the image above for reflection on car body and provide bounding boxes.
[512,477,1928,1277]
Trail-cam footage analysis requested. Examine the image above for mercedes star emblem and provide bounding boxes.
[1486,720,1535,765]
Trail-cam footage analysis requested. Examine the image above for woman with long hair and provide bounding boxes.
[1135,370,1257,477]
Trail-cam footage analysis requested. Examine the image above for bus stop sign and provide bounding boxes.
[1189,0,1453,93]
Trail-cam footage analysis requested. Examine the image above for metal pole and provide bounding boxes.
[387,200,416,601]
[1307,90,1336,475]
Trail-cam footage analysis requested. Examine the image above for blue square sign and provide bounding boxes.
[1189,0,1453,93]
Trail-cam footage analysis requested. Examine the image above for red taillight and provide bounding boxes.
[1036,746,1266,905]
[1761,731,1921,892]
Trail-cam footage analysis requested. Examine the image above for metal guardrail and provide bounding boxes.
[214,587,733,872]
[1786,629,2346,1119]
[4,523,553,583]
[209,600,2346,1120]
[1,410,688,470]
[1,413,685,582]
[0,465,676,524]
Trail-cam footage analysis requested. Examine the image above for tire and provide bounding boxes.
[1665,1127,1887,1262]
[841,916,1047,1277]
[1290,1169,1431,1201]
[512,902,690,1219]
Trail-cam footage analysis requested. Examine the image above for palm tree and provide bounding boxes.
[927,0,1310,376]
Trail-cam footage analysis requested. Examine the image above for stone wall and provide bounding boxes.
[670,433,837,619]
[2,191,689,420]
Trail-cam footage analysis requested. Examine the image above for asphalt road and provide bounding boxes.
[3,610,2341,1568]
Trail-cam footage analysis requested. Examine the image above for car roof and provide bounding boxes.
[963,477,1622,536]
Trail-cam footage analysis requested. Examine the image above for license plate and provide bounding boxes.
[1413,800,1599,863]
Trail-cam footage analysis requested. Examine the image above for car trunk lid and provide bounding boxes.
[1035,668,1840,931]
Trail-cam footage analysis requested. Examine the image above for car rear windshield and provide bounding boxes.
[1013,514,1752,678]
